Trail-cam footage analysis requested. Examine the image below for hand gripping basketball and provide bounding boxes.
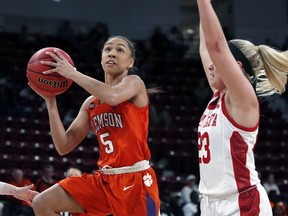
[26,47,74,96]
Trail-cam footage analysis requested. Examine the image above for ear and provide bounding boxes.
[236,60,243,68]
[129,58,135,68]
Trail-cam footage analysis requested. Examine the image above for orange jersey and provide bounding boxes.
[59,99,160,215]
[88,98,151,167]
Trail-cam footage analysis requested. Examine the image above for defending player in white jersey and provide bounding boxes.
[196,0,288,215]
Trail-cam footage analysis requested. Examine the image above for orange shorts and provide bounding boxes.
[59,167,160,216]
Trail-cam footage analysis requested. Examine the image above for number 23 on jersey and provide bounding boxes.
[198,132,211,164]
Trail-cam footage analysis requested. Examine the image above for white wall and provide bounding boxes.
[0,0,181,40]
[234,0,287,46]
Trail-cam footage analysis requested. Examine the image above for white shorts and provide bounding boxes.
[200,185,272,216]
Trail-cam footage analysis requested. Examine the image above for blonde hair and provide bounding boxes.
[230,39,288,97]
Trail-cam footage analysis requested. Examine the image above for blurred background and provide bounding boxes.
[0,0,288,215]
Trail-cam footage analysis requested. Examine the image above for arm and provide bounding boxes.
[197,0,259,126]
[199,23,216,93]
[30,59,147,155]
[0,182,38,206]
[68,73,148,107]
[43,96,91,155]
[41,50,148,107]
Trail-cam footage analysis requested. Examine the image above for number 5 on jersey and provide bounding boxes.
[100,132,114,154]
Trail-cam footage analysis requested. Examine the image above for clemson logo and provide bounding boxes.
[143,173,153,187]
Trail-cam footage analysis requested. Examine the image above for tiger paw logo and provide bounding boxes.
[143,173,153,187]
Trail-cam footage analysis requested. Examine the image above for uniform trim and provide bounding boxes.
[146,193,156,216]
[100,160,150,175]
[221,93,259,132]
[230,131,250,192]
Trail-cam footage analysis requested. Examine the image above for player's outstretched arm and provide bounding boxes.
[0,182,38,206]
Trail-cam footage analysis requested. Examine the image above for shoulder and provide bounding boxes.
[123,75,144,84]
[84,95,95,104]
[81,95,95,108]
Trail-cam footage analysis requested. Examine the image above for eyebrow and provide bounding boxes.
[104,42,127,48]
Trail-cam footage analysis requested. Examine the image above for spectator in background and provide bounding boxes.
[17,24,33,48]
[63,108,77,126]
[5,169,37,215]
[147,83,171,129]
[149,103,172,129]
[88,21,110,63]
[182,190,200,216]
[192,77,210,110]
[178,174,199,207]
[149,25,171,58]
[56,20,77,47]
[263,173,281,196]
[273,201,287,216]
[65,166,82,178]
[167,25,189,58]
[35,164,57,193]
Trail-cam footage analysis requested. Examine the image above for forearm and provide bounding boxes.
[199,24,207,56]
[45,98,70,154]
[197,0,226,48]
[0,182,16,195]
[70,71,116,104]
[199,22,216,92]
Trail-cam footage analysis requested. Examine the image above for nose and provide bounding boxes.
[108,50,116,58]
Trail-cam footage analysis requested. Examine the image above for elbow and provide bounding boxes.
[105,93,120,106]
[206,37,226,54]
[55,145,69,156]
[56,148,67,156]
[57,150,67,156]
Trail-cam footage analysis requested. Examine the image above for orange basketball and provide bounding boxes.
[27,47,74,96]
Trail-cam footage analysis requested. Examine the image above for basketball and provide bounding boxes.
[27,47,74,96]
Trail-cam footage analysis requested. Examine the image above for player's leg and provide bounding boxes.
[144,169,161,216]
[32,183,84,216]
[109,168,161,216]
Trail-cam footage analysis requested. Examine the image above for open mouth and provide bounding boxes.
[106,60,116,65]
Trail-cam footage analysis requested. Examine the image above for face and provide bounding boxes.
[101,37,134,76]
[66,168,82,177]
[207,63,225,90]
[43,167,54,178]
[13,169,23,182]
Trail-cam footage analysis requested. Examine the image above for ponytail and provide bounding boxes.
[230,39,288,97]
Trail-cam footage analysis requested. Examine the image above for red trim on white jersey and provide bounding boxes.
[221,93,259,132]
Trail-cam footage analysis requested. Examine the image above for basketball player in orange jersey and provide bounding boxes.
[29,36,161,216]
[196,0,288,215]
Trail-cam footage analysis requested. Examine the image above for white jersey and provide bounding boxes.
[198,92,260,198]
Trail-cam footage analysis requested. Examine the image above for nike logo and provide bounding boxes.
[123,184,134,191]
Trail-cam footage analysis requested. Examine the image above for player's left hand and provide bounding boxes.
[41,49,77,79]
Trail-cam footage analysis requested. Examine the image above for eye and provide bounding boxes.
[104,47,111,52]
[117,48,124,53]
